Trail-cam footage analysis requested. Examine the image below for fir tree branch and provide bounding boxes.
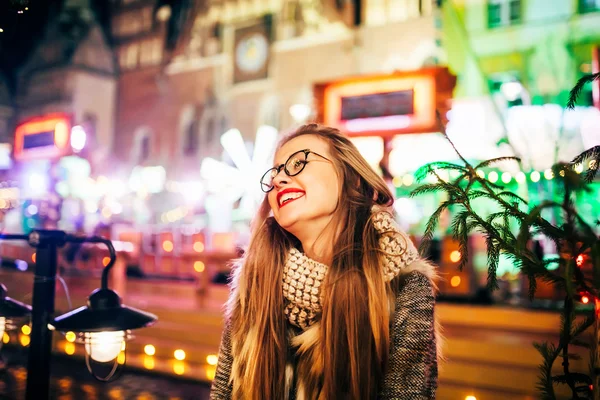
[567,73,600,109]
[474,156,522,169]
[571,146,600,183]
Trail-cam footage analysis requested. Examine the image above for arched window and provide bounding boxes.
[131,127,153,165]
[82,112,97,148]
[178,104,202,157]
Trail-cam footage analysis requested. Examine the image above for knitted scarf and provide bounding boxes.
[282,209,420,329]
[227,208,439,400]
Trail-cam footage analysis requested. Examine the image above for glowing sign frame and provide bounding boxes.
[314,67,456,137]
[14,113,72,161]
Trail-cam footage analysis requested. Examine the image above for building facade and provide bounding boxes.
[110,0,445,182]
[15,0,117,171]
[441,0,600,170]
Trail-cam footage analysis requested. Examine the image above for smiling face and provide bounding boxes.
[267,134,341,238]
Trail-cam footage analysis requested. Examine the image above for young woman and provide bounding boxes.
[210,124,439,400]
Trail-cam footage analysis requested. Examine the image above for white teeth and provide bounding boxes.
[280,192,304,206]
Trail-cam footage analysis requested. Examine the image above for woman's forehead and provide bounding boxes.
[275,135,329,163]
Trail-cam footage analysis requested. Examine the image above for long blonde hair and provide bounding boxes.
[227,124,396,399]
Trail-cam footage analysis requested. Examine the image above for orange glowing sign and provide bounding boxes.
[14,113,72,161]
[314,67,456,137]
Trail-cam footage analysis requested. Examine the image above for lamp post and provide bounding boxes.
[0,230,157,400]
[0,282,32,340]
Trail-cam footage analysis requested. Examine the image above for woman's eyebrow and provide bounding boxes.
[272,152,293,167]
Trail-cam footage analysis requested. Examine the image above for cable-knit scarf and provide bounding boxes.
[282,209,420,329]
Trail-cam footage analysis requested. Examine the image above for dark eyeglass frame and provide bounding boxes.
[260,149,332,193]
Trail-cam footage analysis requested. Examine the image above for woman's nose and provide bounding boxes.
[272,168,289,187]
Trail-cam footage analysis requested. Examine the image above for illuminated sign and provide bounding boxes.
[341,90,414,120]
[14,114,72,161]
[314,67,456,137]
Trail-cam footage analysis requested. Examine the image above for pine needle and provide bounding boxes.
[567,73,600,109]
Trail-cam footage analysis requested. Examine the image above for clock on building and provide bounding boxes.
[233,23,270,84]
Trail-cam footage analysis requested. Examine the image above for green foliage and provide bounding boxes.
[568,73,600,110]
[413,81,600,399]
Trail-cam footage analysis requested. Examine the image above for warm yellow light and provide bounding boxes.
[392,176,402,187]
[102,257,111,267]
[488,171,498,183]
[65,331,76,342]
[174,349,186,361]
[173,361,185,375]
[515,172,526,183]
[0,29,4,33]
[21,325,31,335]
[530,171,541,182]
[450,275,461,288]
[194,261,205,273]
[476,169,485,179]
[65,342,75,355]
[54,121,69,149]
[101,206,112,218]
[108,387,122,399]
[193,242,205,252]
[117,352,126,364]
[206,365,216,380]
[20,334,30,347]
[589,160,597,170]
[84,331,125,362]
[32,253,36,263]
[544,169,554,180]
[575,163,584,174]
[3,332,10,344]
[402,175,414,186]
[501,172,511,184]
[449,250,461,263]
[465,396,477,400]
[143,355,155,370]
[206,354,218,366]
[57,377,72,390]
[144,344,156,356]
[163,240,174,252]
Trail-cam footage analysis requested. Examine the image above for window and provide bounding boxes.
[82,113,97,148]
[140,136,150,162]
[119,43,139,70]
[179,104,202,157]
[131,127,153,165]
[141,7,153,31]
[488,0,521,28]
[117,12,142,37]
[580,0,600,13]
[140,39,162,66]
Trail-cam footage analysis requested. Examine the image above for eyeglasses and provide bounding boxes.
[260,149,332,193]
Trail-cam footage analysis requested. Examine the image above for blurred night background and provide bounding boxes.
[0,0,599,399]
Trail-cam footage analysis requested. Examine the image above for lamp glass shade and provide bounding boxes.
[0,317,5,339]
[85,330,125,362]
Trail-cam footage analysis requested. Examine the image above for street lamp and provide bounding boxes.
[52,258,156,377]
[0,283,32,339]
[0,230,157,399]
